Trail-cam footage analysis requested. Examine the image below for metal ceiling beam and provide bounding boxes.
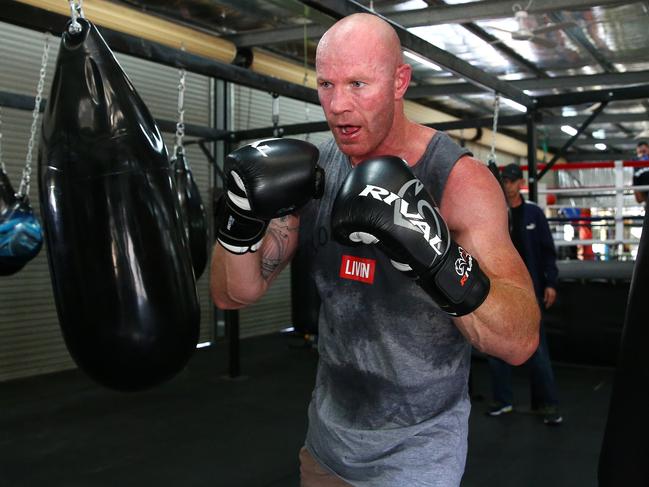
[0,90,224,139]
[536,85,649,108]
[227,24,329,47]
[301,0,534,107]
[227,121,331,142]
[211,113,532,143]
[390,0,627,28]
[406,71,649,98]
[537,102,608,181]
[226,0,335,47]
[547,137,644,146]
[542,113,649,125]
[213,109,649,136]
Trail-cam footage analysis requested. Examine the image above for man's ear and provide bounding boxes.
[394,63,412,100]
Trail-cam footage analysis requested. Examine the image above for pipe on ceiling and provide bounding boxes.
[16,0,237,63]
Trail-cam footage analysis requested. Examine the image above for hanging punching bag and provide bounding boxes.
[0,168,26,276]
[291,245,320,337]
[598,209,649,485]
[171,148,208,280]
[38,18,199,391]
[0,195,43,276]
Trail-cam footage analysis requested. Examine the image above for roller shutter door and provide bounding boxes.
[0,21,215,382]
[231,85,329,338]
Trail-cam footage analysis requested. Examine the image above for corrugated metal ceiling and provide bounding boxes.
[117,0,649,160]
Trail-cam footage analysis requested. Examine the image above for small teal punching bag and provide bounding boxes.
[0,85,44,276]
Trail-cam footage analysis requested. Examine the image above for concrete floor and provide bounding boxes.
[0,333,614,487]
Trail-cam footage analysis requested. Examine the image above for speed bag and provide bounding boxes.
[171,150,208,280]
[38,18,200,392]
[0,196,43,276]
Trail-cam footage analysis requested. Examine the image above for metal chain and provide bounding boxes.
[488,93,500,164]
[0,107,5,174]
[272,93,280,138]
[303,19,311,142]
[173,67,186,156]
[18,34,50,199]
[68,0,85,35]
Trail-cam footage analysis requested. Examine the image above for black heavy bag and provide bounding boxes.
[171,148,208,280]
[38,18,199,392]
[598,209,649,485]
[291,245,320,336]
[0,195,43,276]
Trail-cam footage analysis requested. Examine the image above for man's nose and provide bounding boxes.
[329,87,352,114]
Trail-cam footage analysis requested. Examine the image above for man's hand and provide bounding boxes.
[544,287,557,309]
[216,138,324,254]
[331,156,490,316]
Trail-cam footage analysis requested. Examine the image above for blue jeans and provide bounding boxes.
[487,322,559,408]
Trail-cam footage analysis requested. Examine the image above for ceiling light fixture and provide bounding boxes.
[501,98,527,113]
[562,107,578,117]
[561,125,578,136]
[403,51,442,71]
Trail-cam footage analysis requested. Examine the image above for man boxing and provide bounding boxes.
[210,13,540,487]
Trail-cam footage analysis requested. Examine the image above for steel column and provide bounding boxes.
[527,110,538,203]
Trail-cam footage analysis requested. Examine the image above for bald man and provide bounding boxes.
[211,13,539,487]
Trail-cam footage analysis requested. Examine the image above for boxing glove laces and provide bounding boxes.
[216,138,324,254]
[331,156,489,316]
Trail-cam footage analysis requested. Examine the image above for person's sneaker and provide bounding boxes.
[541,406,563,426]
[487,402,513,416]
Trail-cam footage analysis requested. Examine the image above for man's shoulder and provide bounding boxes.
[523,199,543,211]
[522,200,548,219]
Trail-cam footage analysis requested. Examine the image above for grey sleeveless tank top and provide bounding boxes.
[299,132,472,487]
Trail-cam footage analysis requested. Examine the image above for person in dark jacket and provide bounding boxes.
[486,163,563,425]
[633,141,649,204]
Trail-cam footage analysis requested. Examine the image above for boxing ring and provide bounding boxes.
[516,159,649,365]
[522,160,649,256]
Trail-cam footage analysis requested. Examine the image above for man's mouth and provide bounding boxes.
[338,125,360,136]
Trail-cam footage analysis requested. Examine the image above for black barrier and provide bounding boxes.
[543,260,632,366]
[598,211,649,485]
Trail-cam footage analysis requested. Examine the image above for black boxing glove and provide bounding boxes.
[216,138,324,254]
[331,156,489,316]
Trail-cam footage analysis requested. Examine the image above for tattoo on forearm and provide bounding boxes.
[260,216,298,280]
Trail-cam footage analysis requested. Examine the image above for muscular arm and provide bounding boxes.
[210,215,300,309]
[441,157,540,365]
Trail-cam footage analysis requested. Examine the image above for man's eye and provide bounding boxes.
[351,81,365,88]
[319,81,331,89]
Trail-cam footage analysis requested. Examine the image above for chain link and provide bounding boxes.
[173,67,186,156]
[68,0,84,34]
[272,93,280,138]
[18,34,50,199]
[488,93,500,164]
